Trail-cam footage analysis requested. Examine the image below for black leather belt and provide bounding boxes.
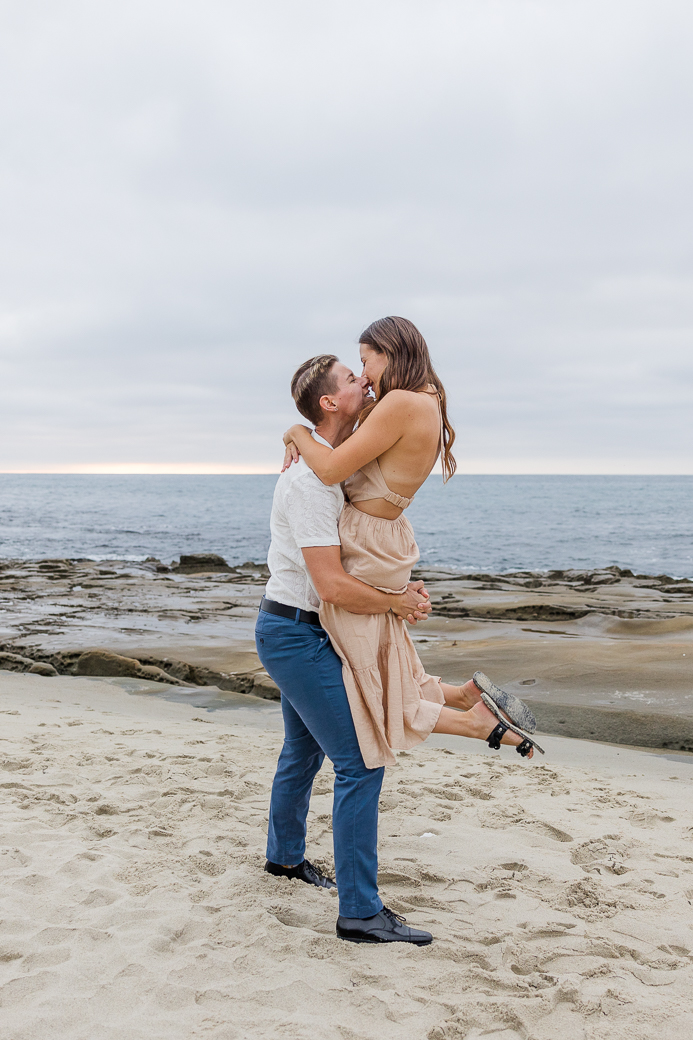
[260,596,321,627]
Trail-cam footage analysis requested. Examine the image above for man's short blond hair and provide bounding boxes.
[290,354,339,426]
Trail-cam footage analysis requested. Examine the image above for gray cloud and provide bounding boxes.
[1,0,692,471]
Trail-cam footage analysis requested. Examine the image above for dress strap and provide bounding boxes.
[380,484,414,510]
[344,459,415,508]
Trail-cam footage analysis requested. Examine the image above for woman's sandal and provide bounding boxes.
[478,691,545,756]
[472,671,537,734]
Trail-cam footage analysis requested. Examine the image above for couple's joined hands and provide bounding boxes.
[391,580,431,625]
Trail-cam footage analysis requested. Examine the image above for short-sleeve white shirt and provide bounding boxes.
[264,433,343,613]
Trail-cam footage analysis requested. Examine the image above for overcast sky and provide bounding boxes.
[1,0,692,474]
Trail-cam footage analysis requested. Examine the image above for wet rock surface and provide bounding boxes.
[412,564,693,621]
[0,557,691,745]
[0,556,277,698]
[173,553,234,573]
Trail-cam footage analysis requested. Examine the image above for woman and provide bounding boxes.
[283,317,542,768]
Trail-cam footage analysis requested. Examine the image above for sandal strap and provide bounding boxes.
[516,738,534,757]
[487,722,507,750]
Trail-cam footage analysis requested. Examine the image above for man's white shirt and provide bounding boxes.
[264,433,343,613]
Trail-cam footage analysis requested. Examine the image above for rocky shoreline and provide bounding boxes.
[1,554,692,751]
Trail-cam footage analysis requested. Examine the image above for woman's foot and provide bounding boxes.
[441,676,537,734]
[459,701,534,758]
[471,672,537,733]
[441,679,482,711]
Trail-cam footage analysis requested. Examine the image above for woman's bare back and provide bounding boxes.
[352,388,442,519]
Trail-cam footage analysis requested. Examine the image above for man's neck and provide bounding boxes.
[314,415,355,449]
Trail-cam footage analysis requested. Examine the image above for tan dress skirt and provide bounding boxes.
[319,502,445,768]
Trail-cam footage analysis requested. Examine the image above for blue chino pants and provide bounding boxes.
[255,609,384,919]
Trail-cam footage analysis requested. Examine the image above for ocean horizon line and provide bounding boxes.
[1,465,693,477]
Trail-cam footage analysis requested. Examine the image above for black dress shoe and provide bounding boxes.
[264,858,337,889]
[336,907,433,945]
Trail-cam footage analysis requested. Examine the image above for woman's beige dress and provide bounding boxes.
[319,422,446,769]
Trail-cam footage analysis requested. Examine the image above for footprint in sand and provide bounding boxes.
[628,810,675,828]
[561,879,620,918]
[0,971,56,1008]
[0,848,31,870]
[571,836,631,874]
[189,852,227,876]
[57,852,104,878]
[80,888,119,907]
[430,1008,528,1040]
[267,905,334,934]
[531,821,573,843]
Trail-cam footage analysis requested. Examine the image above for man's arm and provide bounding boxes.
[302,545,431,623]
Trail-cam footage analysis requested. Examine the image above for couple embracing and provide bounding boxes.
[256,316,542,947]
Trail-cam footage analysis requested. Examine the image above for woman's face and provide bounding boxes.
[359,344,388,397]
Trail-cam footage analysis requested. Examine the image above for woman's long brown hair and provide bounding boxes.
[359,316,457,481]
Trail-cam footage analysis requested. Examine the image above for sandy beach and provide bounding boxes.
[1,670,692,1039]
[1,555,693,1037]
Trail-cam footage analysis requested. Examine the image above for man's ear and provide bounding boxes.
[319,394,337,413]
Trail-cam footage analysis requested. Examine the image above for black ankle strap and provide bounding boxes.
[487,722,507,750]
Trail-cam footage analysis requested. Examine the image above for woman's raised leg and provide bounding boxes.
[432,702,535,759]
[440,680,481,711]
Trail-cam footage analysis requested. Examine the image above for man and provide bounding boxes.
[256,353,434,946]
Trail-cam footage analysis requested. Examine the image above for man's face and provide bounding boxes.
[326,362,368,419]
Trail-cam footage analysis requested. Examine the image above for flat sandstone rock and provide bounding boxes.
[1,559,691,747]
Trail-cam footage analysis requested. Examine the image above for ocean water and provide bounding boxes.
[0,474,691,578]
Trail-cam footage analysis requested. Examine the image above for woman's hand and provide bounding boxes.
[281,424,309,472]
[283,424,310,447]
[281,441,300,472]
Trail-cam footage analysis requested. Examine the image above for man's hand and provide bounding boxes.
[389,580,432,624]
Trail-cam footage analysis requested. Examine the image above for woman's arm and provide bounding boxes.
[284,391,416,485]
